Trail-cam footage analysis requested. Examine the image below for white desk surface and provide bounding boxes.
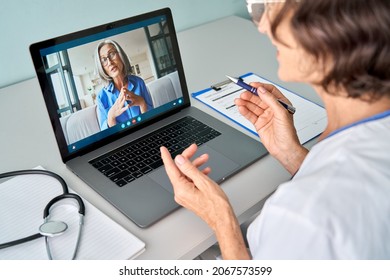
[0,16,320,259]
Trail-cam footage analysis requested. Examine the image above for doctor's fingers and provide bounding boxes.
[161,146,183,178]
[160,147,206,207]
[178,143,209,171]
[251,82,285,99]
[174,153,218,193]
[181,144,209,163]
[238,91,269,110]
[235,95,267,123]
[236,95,267,114]
[236,105,260,126]
[191,153,210,168]
[188,153,211,176]
[161,145,210,176]
[180,143,198,159]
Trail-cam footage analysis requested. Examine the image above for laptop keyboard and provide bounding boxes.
[89,116,221,187]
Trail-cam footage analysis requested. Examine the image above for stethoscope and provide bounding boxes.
[0,169,85,260]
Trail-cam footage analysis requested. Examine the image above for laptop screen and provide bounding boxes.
[30,8,189,161]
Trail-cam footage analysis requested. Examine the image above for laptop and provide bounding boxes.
[30,8,268,227]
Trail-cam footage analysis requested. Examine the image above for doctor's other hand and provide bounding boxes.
[160,144,232,231]
[234,83,308,175]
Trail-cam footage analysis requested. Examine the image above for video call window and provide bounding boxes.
[40,19,183,147]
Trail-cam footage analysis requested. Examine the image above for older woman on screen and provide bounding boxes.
[94,39,153,130]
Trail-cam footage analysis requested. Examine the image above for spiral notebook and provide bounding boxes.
[192,73,327,144]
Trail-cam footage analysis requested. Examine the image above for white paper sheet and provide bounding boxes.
[0,168,145,260]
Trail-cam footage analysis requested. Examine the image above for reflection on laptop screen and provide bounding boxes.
[39,15,183,154]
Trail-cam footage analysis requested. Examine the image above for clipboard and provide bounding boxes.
[192,73,327,144]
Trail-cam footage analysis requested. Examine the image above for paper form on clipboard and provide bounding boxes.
[192,73,327,144]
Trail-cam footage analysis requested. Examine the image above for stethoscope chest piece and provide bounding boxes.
[0,170,85,259]
[39,220,68,237]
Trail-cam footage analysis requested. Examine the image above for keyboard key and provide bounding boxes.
[124,175,135,183]
[105,167,121,178]
[111,160,120,167]
[118,157,128,163]
[116,180,127,187]
[100,158,111,165]
[110,170,130,182]
[149,159,163,169]
[136,162,147,169]
[141,146,150,152]
[128,166,139,173]
[140,166,153,174]
[92,161,103,169]
[109,155,119,161]
[118,163,128,170]
[133,156,143,163]
[141,152,151,158]
[171,148,185,158]
[98,164,113,173]
[148,149,159,155]
[132,171,143,178]
[151,155,160,162]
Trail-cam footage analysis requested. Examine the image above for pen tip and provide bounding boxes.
[226,75,235,82]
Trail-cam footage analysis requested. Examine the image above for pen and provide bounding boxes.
[226,75,296,114]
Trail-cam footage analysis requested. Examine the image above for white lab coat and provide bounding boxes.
[247,111,390,259]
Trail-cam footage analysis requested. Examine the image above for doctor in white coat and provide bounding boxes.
[161,0,390,259]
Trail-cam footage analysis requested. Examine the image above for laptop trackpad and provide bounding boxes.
[148,145,240,193]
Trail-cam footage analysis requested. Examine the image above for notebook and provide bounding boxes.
[29,8,267,228]
[0,167,145,260]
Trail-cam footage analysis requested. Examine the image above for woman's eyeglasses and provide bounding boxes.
[246,0,286,26]
[100,51,118,66]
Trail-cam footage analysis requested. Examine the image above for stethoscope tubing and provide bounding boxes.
[0,169,85,259]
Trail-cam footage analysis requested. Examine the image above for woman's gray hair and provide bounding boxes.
[94,39,133,84]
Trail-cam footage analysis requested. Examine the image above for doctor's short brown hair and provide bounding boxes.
[272,0,390,102]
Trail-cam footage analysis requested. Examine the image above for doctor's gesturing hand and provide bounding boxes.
[235,82,308,175]
[160,144,251,260]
